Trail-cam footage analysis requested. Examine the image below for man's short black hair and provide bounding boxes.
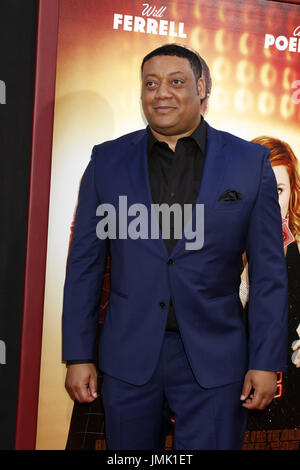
[141,44,202,82]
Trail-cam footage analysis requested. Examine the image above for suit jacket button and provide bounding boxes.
[167,259,174,265]
[159,301,166,308]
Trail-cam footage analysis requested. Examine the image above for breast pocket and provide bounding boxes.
[212,200,244,212]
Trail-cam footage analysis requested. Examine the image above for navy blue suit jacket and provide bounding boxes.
[62,121,288,388]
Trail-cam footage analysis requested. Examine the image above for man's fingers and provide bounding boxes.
[240,375,252,401]
[241,370,277,410]
[242,388,274,410]
[76,384,90,403]
[65,363,98,403]
[243,398,270,410]
[242,392,262,409]
[74,384,95,403]
[88,373,98,399]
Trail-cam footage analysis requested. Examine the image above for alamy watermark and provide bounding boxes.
[0,340,6,365]
[96,196,205,250]
[0,80,6,104]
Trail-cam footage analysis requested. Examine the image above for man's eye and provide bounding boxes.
[146,81,157,88]
[172,79,184,85]
[277,187,282,194]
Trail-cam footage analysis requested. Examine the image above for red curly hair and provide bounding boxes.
[252,136,300,243]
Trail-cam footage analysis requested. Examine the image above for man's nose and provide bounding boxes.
[155,82,172,99]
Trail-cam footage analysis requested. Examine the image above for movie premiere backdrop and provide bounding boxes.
[31,0,300,450]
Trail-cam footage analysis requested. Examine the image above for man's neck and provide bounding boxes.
[150,120,201,152]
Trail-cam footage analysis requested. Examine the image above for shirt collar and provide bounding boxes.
[147,116,206,155]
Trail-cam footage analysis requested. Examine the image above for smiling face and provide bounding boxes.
[272,164,291,219]
[141,55,205,142]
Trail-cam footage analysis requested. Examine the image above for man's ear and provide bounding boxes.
[197,77,206,100]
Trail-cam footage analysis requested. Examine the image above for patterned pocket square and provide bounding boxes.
[218,189,242,201]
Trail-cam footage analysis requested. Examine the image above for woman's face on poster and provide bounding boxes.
[272,165,291,219]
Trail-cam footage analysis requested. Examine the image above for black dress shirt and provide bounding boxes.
[147,117,206,331]
[67,118,206,364]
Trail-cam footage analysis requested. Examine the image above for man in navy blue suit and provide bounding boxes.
[62,44,288,450]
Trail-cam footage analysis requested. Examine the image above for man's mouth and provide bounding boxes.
[154,106,176,114]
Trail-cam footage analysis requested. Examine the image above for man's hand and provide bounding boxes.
[65,363,98,403]
[240,370,277,410]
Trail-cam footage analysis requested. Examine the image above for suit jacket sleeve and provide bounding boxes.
[62,146,108,361]
[245,148,288,372]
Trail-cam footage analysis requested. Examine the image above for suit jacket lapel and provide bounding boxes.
[196,122,228,205]
[170,122,228,257]
[128,130,169,257]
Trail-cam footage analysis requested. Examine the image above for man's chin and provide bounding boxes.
[149,122,180,136]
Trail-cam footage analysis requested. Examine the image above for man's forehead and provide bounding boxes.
[142,55,192,75]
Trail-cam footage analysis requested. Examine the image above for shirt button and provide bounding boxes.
[159,301,166,309]
[167,259,174,265]
[170,192,175,198]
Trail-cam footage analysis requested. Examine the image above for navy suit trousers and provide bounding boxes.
[101,331,248,450]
